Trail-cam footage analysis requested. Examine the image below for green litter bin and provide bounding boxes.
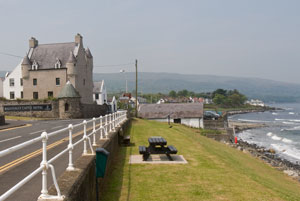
[95,148,110,178]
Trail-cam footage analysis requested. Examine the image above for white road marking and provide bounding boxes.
[52,125,64,130]
[0,136,21,143]
[29,130,46,135]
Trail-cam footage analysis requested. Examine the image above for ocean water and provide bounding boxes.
[230,103,300,164]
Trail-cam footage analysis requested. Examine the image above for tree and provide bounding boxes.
[177,89,188,97]
[212,89,227,99]
[169,90,177,98]
[213,94,226,105]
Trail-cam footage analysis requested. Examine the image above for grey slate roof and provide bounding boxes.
[93,81,103,93]
[22,55,31,65]
[67,51,76,63]
[58,81,81,98]
[138,103,203,119]
[30,42,76,69]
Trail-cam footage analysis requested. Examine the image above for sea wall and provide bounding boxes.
[0,115,5,125]
[46,119,130,201]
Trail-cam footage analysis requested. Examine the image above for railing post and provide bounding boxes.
[92,117,97,146]
[67,124,75,171]
[105,115,109,139]
[100,116,103,139]
[83,120,87,155]
[109,114,112,133]
[40,131,49,197]
[105,114,108,134]
[112,112,115,131]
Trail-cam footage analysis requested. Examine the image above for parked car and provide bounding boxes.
[204,111,220,120]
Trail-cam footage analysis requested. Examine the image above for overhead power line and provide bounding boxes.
[94,63,135,68]
[0,52,23,58]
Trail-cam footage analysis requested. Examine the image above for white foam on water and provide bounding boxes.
[282,138,293,143]
[271,144,300,161]
[272,112,278,115]
[271,135,282,141]
[282,121,297,125]
[282,126,300,131]
[275,118,300,122]
[289,112,295,115]
[238,119,270,123]
[267,132,273,137]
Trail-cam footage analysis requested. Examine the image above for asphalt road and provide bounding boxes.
[0,118,101,201]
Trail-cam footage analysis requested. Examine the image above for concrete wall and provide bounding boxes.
[0,99,108,119]
[3,62,23,99]
[0,100,59,118]
[204,119,226,129]
[82,104,108,118]
[0,115,5,125]
[47,119,130,201]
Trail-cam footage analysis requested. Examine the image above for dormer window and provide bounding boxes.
[54,58,61,69]
[32,60,38,70]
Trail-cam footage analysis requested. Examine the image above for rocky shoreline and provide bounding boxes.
[224,108,300,181]
[227,119,300,182]
[229,140,300,181]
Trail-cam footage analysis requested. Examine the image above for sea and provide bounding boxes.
[229,103,300,164]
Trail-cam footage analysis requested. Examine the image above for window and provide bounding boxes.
[174,118,181,124]
[65,103,69,111]
[32,60,38,70]
[20,78,23,86]
[33,78,37,86]
[54,58,61,69]
[48,91,53,98]
[56,78,60,86]
[33,92,38,99]
[95,93,99,100]
[21,91,23,99]
[9,78,14,86]
[10,91,15,99]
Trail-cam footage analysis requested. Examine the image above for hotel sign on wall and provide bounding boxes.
[3,104,52,112]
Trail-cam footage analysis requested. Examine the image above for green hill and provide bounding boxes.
[94,72,300,102]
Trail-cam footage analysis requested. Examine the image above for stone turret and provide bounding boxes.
[58,81,82,119]
[21,55,31,79]
[66,51,77,76]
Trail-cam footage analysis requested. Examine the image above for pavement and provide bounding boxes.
[129,155,188,164]
[0,120,28,130]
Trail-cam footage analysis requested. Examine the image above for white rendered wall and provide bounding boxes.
[99,86,107,105]
[0,79,3,97]
[3,62,23,99]
[151,118,204,128]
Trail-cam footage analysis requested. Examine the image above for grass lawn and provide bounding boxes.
[102,118,300,201]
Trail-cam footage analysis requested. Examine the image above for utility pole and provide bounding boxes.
[135,59,138,117]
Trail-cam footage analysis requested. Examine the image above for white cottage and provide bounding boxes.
[0,77,4,97]
[3,62,23,99]
[93,80,107,105]
[138,103,204,128]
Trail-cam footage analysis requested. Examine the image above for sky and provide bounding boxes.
[0,0,300,83]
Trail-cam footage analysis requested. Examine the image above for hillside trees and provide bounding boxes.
[212,89,247,107]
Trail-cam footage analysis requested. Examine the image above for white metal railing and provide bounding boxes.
[0,110,127,201]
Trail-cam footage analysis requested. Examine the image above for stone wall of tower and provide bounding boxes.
[70,45,93,104]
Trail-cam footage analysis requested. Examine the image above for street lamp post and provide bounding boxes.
[120,69,128,93]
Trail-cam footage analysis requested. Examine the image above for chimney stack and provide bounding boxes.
[75,33,83,45]
[29,37,38,48]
